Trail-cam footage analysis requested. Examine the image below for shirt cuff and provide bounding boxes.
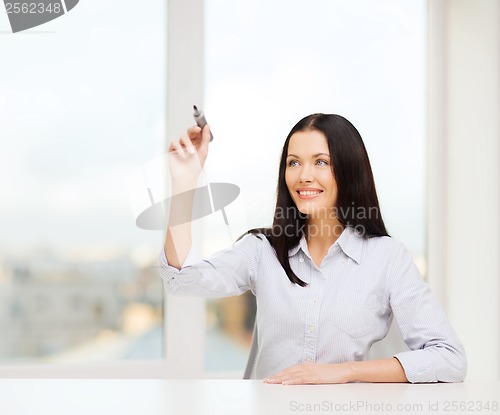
[159,245,202,271]
[394,350,437,383]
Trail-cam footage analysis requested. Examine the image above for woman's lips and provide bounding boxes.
[297,189,323,200]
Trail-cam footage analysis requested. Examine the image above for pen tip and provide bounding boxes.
[193,105,198,111]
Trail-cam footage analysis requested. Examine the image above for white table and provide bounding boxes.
[0,379,498,415]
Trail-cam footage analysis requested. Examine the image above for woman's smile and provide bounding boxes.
[296,188,324,199]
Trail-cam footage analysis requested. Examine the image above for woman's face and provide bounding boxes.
[285,129,338,218]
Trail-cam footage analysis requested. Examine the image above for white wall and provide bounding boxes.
[427,0,500,381]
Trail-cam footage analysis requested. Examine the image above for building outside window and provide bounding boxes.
[0,0,166,363]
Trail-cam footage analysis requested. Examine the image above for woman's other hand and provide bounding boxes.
[263,362,351,385]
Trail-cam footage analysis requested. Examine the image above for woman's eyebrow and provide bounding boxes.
[286,153,330,158]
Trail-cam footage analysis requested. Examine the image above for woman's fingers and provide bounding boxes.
[169,140,186,158]
[187,125,202,139]
[198,124,211,156]
[201,124,211,144]
[169,128,197,156]
[168,124,211,163]
[170,126,203,153]
[180,133,195,154]
[263,363,348,385]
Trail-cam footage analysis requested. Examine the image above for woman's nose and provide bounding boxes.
[299,166,313,183]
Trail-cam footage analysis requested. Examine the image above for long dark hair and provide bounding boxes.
[245,113,389,286]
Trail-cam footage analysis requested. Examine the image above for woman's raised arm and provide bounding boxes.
[164,124,212,269]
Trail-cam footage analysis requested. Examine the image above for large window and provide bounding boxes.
[202,0,426,373]
[0,0,426,374]
[0,0,165,362]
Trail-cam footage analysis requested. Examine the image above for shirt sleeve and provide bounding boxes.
[388,243,467,383]
[159,233,262,298]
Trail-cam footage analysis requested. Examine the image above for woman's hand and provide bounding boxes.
[168,124,212,184]
[263,362,352,385]
[263,358,407,385]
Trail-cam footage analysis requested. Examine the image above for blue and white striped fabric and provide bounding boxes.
[159,226,467,382]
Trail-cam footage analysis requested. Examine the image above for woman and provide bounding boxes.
[161,113,467,384]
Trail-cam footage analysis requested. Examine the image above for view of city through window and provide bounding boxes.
[0,0,166,362]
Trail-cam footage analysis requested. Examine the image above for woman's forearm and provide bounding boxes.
[164,181,197,269]
[346,358,408,383]
[164,124,212,269]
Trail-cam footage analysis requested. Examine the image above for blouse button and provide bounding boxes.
[299,258,304,263]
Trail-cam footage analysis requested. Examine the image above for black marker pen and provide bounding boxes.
[193,105,214,141]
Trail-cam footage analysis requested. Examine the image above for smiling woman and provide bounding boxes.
[260,114,389,285]
[161,112,466,384]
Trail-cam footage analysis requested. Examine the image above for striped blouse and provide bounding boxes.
[159,226,467,382]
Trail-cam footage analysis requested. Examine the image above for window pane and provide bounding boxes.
[203,0,426,373]
[0,1,166,362]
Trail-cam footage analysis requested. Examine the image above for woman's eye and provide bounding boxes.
[288,160,299,167]
[316,159,329,166]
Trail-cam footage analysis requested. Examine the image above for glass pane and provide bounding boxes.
[204,0,426,373]
[0,1,166,362]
